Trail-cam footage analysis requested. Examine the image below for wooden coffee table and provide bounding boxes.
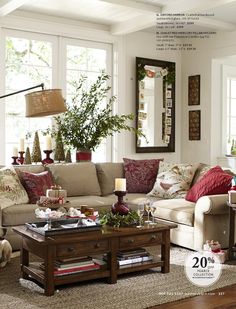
[13,221,177,296]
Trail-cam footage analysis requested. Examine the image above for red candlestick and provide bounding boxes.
[111,191,129,215]
[11,156,19,165]
[17,151,25,165]
[42,150,54,164]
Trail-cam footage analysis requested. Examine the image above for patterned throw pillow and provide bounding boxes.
[20,171,54,204]
[148,162,198,199]
[123,158,163,193]
[185,166,232,202]
[0,167,29,209]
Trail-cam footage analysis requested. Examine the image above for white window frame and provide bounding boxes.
[1,29,59,164]
[0,28,114,164]
[60,37,113,161]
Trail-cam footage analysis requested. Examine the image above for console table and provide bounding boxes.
[13,221,177,296]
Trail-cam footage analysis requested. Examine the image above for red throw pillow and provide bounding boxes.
[123,158,163,193]
[20,171,55,204]
[185,166,232,202]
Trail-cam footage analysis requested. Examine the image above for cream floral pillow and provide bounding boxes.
[0,167,29,209]
[147,162,198,199]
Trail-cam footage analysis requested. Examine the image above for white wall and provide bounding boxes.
[116,31,182,162]
[181,31,236,165]
[0,12,182,164]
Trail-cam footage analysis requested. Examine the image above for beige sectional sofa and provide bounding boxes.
[0,162,230,252]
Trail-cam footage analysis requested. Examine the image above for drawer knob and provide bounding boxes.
[94,243,100,248]
[67,247,75,252]
[128,239,134,244]
[151,235,156,240]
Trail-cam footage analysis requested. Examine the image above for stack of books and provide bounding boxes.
[41,256,106,276]
[117,248,153,267]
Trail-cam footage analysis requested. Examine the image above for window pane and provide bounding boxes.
[231,99,236,116]
[67,46,87,70]
[230,116,236,136]
[66,43,109,162]
[5,35,52,163]
[87,48,106,71]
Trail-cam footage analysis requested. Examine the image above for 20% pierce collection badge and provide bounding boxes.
[185,251,222,287]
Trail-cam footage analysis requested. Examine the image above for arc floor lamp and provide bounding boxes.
[0,83,67,117]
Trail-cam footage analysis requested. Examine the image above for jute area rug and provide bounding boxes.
[1,247,236,309]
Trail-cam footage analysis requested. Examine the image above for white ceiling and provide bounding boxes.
[1,0,236,35]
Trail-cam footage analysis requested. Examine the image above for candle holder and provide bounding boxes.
[42,150,54,164]
[11,156,19,165]
[17,151,25,165]
[111,191,129,215]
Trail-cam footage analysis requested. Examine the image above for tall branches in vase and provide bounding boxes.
[51,71,144,161]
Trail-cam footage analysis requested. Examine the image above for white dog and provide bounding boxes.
[0,239,12,267]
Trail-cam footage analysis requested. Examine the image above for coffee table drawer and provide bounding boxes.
[119,232,162,249]
[56,240,109,257]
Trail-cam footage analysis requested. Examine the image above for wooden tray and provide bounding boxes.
[25,218,101,236]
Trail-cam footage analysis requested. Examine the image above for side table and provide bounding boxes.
[227,202,236,260]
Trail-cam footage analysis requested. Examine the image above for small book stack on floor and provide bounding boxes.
[40,256,106,276]
[116,248,153,267]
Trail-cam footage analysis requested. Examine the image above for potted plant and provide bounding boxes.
[52,71,143,161]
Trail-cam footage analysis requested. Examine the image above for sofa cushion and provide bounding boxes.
[186,166,232,202]
[0,167,29,209]
[123,158,163,193]
[46,163,101,197]
[148,162,197,199]
[14,164,45,175]
[190,163,211,187]
[152,198,195,226]
[2,203,39,226]
[67,193,147,211]
[96,163,124,196]
[19,171,55,204]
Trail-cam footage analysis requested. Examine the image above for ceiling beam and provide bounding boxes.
[0,0,29,17]
[161,0,236,32]
[98,0,161,14]
[111,0,236,34]
[111,14,156,35]
[111,13,235,35]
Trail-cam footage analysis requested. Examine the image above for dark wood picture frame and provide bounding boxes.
[189,110,201,140]
[136,57,175,153]
[188,75,200,106]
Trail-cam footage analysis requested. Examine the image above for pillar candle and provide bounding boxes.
[115,178,126,191]
[19,138,25,152]
[45,135,52,150]
[12,147,18,157]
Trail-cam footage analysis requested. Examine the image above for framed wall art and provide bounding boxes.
[189,110,201,140]
[188,75,200,105]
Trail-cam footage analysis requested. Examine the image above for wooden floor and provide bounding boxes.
[149,284,236,309]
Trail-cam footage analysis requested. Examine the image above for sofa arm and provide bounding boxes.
[195,194,229,215]
[193,194,229,251]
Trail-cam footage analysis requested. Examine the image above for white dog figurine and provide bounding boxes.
[0,239,12,267]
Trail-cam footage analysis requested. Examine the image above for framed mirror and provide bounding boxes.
[136,57,175,153]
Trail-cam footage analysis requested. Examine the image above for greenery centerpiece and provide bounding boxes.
[99,210,139,228]
[51,71,143,161]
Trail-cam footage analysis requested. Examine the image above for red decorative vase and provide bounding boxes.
[76,150,92,162]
